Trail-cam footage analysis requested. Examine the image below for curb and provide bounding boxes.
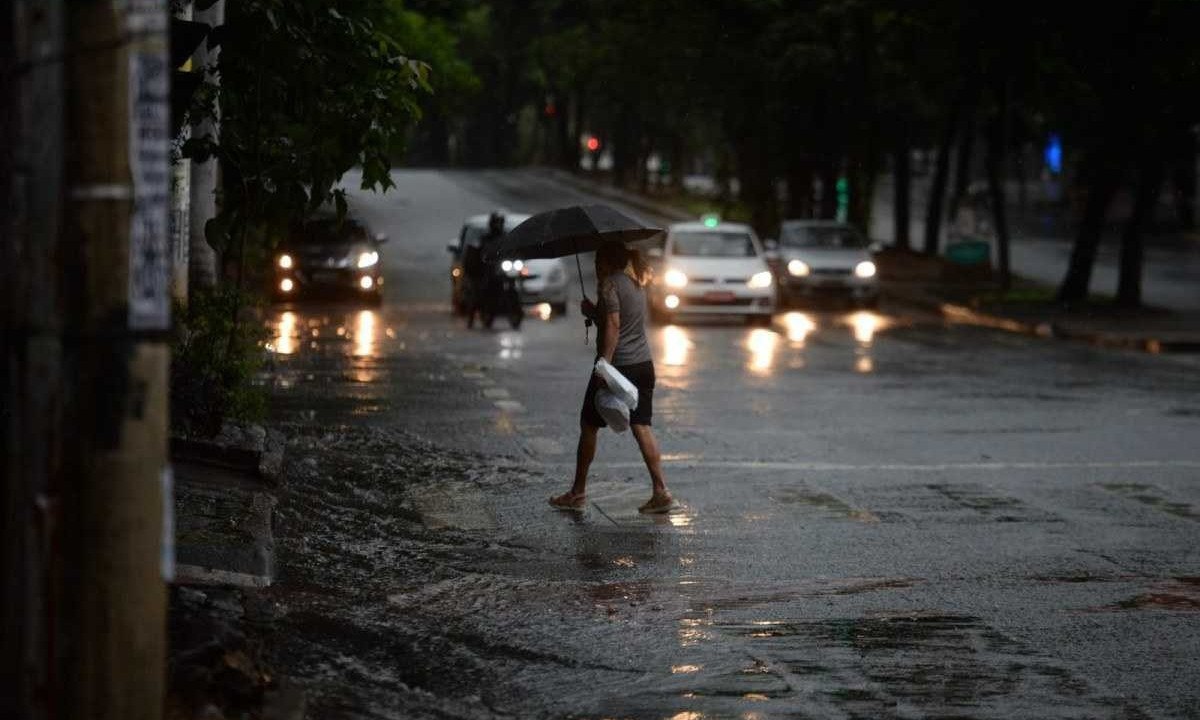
[886,287,1198,355]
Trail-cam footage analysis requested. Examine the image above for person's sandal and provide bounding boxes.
[549,492,586,510]
[638,494,673,514]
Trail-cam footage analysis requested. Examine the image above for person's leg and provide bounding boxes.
[631,424,671,509]
[572,421,599,495]
[551,420,598,508]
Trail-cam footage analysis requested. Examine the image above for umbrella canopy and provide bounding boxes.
[483,204,662,262]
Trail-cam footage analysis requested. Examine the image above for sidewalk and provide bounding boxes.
[541,168,1200,355]
[878,251,1200,354]
[167,424,304,720]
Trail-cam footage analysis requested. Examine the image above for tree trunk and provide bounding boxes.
[948,112,976,224]
[669,133,685,191]
[554,94,572,170]
[735,130,776,237]
[1117,158,1166,307]
[785,158,815,220]
[1172,128,1197,230]
[986,113,1011,291]
[847,156,876,234]
[818,159,838,220]
[893,141,911,250]
[611,113,633,187]
[188,0,224,293]
[1057,156,1123,303]
[924,110,957,255]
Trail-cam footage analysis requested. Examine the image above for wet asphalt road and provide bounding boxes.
[262,169,1200,719]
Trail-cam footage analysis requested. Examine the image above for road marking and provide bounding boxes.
[494,400,524,412]
[524,437,565,455]
[533,459,1200,473]
[483,387,510,399]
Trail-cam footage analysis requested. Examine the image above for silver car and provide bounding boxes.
[770,220,880,308]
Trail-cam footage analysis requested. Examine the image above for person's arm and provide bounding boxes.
[597,277,621,365]
[600,312,620,364]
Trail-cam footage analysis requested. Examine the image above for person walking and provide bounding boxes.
[550,243,673,513]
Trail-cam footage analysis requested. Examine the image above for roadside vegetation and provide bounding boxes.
[172,0,438,435]
[402,0,1200,305]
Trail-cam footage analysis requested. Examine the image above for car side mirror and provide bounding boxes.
[646,247,663,259]
[374,232,389,244]
[764,238,778,250]
[446,242,459,255]
[868,241,883,254]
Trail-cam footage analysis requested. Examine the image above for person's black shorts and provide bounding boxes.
[581,360,655,428]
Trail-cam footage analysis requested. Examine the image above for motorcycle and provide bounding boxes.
[467,259,524,330]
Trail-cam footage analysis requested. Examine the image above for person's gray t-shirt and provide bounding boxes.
[598,272,652,366]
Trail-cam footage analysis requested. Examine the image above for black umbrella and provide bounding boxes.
[483,204,662,264]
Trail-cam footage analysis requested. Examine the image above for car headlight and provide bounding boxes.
[748,271,773,289]
[501,260,513,272]
[278,254,293,269]
[357,251,379,269]
[664,269,688,288]
[855,260,877,278]
[787,259,810,277]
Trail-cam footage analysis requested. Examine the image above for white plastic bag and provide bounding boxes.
[594,388,630,433]
[593,358,638,411]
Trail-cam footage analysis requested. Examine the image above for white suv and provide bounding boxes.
[649,221,776,324]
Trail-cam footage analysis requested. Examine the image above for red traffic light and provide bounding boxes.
[586,136,600,152]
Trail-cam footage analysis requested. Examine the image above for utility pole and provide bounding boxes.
[60,2,170,719]
[3,1,65,718]
[189,0,224,292]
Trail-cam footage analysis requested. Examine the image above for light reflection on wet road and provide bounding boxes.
[257,169,1200,719]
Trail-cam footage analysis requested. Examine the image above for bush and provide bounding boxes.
[171,286,268,438]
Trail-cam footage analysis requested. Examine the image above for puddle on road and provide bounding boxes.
[692,577,922,613]
[1101,482,1200,521]
[770,487,880,523]
[926,483,1059,523]
[655,310,896,380]
[267,308,401,361]
[1084,577,1200,613]
[720,612,1120,715]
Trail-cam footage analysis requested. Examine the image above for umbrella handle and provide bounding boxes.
[575,246,591,345]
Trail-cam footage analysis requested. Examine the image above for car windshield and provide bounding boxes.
[295,218,366,245]
[780,224,868,249]
[461,225,485,248]
[671,231,757,257]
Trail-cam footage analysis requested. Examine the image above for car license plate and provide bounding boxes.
[312,271,340,283]
[704,291,736,302]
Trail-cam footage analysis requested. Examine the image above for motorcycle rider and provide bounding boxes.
[464,210,508,328]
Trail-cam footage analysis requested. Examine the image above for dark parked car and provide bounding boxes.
[273,215,387,304]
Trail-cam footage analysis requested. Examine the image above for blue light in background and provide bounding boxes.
[1045,134,1063,175]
